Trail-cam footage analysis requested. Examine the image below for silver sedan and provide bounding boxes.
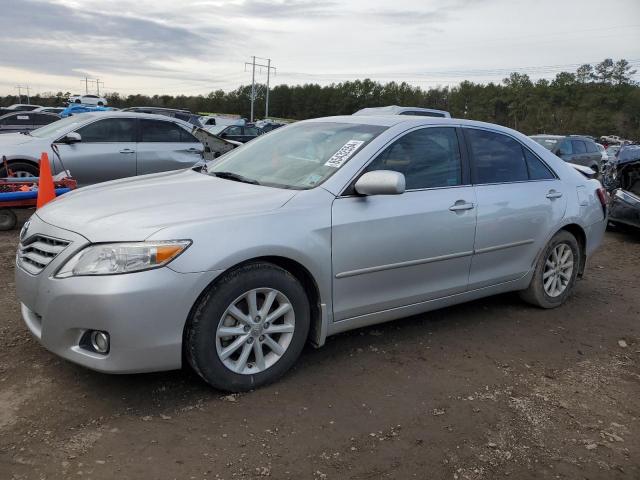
[15,115,608,391]
[0,112,205,186]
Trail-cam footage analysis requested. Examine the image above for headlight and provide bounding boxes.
[55,240,191,278]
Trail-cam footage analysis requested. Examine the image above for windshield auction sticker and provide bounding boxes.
[325,140,365,168]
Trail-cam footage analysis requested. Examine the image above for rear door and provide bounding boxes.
[464,127,567,289]
[55,117,138,186]
[137,119,203,175]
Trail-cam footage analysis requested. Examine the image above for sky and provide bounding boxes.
[0,0,639,98]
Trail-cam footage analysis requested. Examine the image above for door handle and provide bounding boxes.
[449,201,475,212]
[187,148,201,153]
[546,190,563,199]
[119,149,135,154]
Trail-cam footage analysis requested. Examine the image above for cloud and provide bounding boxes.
[0,0,228,78]
[226,0,340,19]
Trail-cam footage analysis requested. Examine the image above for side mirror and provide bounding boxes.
[61,132,81,144]
[354,170,405,196]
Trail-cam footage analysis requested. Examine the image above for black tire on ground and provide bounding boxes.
[74,99,81,103]
[185,262,310,392]
[0,161,39,178]
[97,102,104,106]
[519,230,581,309]
[0,209,18,231]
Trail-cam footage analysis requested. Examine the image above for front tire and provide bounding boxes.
[185,263,310,392]
[520,231,581,308]
[0,161,39,178]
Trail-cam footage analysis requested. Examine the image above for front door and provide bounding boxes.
[55,117,138,186]
[331,126,477,321]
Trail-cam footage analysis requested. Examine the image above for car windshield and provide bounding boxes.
[531,136,561,151]
[30,115,87,138]
[208,121,386,189]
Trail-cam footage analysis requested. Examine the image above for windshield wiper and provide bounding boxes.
[211,171,260,185]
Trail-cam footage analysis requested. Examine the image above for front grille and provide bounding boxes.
[18,235,70,275]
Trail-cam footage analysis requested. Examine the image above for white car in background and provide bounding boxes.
[597,143,609,163]
[69,94,108,106]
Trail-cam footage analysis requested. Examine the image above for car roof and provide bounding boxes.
[70,111,194,127]
[305,115,526,133]
[353,105,451,117]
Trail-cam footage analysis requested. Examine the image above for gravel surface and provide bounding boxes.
[1,216,638,480]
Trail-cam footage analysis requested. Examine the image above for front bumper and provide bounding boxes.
[15,216,221,373]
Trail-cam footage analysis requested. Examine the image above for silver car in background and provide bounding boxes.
[15,115,608,392]
[0,112,204,185]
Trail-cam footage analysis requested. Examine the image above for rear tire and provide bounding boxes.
[519,230,581,308]
[0,161,39,178]
[185,263,310,392]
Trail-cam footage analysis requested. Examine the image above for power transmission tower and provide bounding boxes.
[82,77,105,95]
[244,57,276,122]
[15,85,30,104]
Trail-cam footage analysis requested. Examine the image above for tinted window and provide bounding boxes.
[365,127,462,189]
[32,114,58,125]
[585,141,598,153]
[244,126,259,136]
[571,140,587,154]
[76,118,137,142]
[466,129,528,183]
[139,119,197,143]
[399,111,446,118]
[226,126,243,136]
[7,114,34,125]
[557,139,572,155]
[524,149,555,180]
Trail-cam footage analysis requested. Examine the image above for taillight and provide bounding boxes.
[596,187,608,215]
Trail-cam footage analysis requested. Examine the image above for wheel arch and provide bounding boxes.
[559,223,587,277]
[182,255,325,357]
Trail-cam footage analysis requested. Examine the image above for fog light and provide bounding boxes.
[90,331,110,354]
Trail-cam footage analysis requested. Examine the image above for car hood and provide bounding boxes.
[36,169,298,242]
[0,132,37,146]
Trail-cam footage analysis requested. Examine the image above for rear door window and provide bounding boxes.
[524,149,555,180]
[465,128,528,184]
[571,140,587,154]
[139,119,198,143]
[585,141,598,153]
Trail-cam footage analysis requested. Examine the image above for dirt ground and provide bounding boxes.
[0,214,638,480]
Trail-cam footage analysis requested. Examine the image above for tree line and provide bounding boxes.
[2,58,638,139]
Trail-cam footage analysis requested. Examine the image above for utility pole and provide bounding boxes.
[95,78,104,96]
[15,85,30,104]
[244,56,276,122]
[84,76,89,94]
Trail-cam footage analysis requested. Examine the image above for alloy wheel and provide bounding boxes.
[543,243,574,298]
[215,288,295,375]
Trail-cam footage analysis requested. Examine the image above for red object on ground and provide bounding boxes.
[36,152,56,208]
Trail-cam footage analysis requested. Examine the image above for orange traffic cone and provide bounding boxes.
[36,152,56,209]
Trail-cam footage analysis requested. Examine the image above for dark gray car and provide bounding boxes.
[0,111,60,134]
[531,135,603,173]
